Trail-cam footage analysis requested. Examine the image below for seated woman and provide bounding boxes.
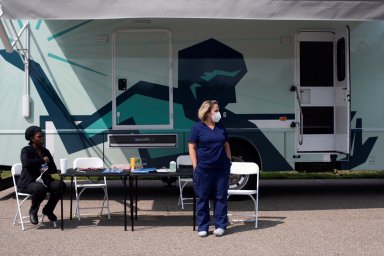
[17,126,67,224]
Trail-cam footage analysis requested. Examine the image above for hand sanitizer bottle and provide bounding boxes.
[169,161,176,172]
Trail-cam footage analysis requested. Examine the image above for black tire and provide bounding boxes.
[229,141,260,191]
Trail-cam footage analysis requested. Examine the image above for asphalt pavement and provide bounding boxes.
[1,178,384,256]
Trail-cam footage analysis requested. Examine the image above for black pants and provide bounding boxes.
[19,180,67,215]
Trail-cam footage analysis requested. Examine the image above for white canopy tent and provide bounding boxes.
[1,0,384,21]
[0,0,382,126]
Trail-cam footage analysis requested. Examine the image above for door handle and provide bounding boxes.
[290,85,304,145]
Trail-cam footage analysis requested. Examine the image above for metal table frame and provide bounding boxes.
[60,169,129,230]
[60,168,195,232]
[129,168,195,231]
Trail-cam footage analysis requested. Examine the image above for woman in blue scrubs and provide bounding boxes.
[189,100,232,237]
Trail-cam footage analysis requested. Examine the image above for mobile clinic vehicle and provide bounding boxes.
[1,0,384,189]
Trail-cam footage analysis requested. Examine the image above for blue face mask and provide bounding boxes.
[212,112,221,123]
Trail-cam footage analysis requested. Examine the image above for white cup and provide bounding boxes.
[60,158,68,174]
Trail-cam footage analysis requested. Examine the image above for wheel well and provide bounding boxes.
[229,137,262,169]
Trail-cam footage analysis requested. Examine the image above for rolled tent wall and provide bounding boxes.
[1,0,384,21]
[0,18,12,52]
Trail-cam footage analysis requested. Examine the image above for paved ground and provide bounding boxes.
[1,179,384,256]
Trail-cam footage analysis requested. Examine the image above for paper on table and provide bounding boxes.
[103,168,124,174]
[156,169,170,173]
[78,167,104,171]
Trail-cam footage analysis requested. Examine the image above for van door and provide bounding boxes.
[294,29,350,154]
[334,28,351,154]
[112,29,173,130]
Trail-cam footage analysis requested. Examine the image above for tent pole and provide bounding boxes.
[23,22,30,118]
[2,18,30,117]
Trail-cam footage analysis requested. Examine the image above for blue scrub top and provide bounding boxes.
[189,121,231,170]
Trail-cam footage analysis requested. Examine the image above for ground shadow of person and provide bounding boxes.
[226,217,285,234]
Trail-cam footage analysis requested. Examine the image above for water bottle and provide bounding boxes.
[169,161,176,172]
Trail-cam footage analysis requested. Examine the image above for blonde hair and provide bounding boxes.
[198,100,218,121]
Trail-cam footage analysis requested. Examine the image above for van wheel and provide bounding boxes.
[229,141,260,191]
[228,156,250,190]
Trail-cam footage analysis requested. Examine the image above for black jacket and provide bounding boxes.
[17,145,58,189]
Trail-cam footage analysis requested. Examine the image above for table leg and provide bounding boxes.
[124,176,127,231]
[60,176,64,230]
[135,177,138,220]
[129,176,134,231]
[70,176,73,220]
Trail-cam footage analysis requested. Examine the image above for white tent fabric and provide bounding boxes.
[1,0,384,21]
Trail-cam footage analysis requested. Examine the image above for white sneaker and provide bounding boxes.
[198,231,208,237]
[213,228,225,237]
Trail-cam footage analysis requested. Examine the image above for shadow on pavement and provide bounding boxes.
[4,178,384,219]
[226,218,285,234]
[259,179,384,211]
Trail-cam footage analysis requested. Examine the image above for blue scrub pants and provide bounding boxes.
[194,166,230,232]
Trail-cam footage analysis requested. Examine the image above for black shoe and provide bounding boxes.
[42,208,57,221]
[29,212,38,225]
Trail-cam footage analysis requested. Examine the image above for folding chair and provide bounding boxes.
[11,163,56,230]
[176,155,194,210]
[73,157,111,220]
[227,162,259,228]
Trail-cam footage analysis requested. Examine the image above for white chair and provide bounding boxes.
[227,162,259,228]
[73,157,111,220]
[176,155,194,210]
[11,163,56,230]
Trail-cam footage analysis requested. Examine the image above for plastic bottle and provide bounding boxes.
[169,161,176,172]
